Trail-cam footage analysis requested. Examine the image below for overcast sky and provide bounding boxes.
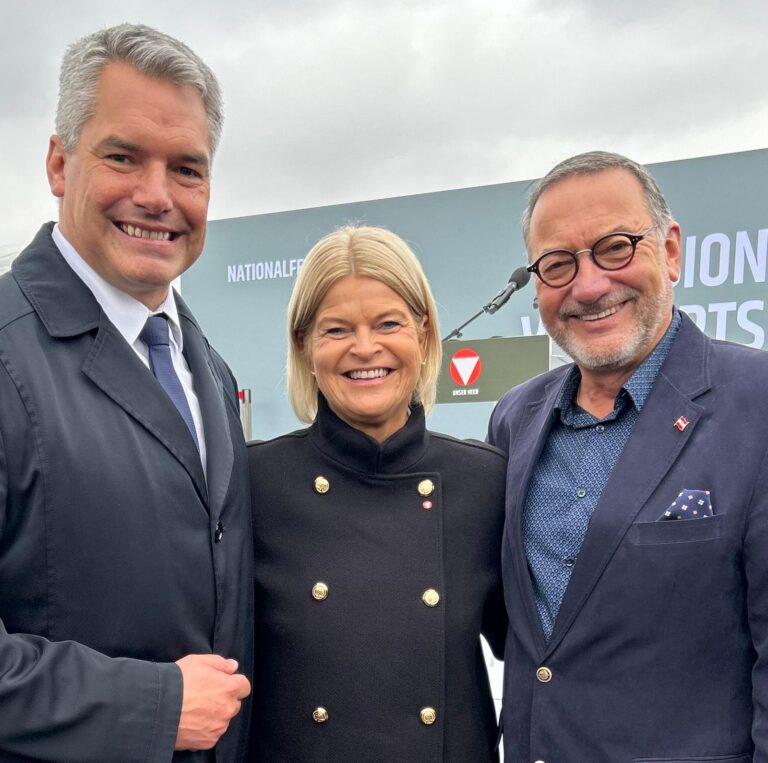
[2,0,766,252]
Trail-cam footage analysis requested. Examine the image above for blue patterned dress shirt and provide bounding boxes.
[523,310,682,640]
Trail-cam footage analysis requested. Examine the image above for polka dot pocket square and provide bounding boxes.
[659,489,714,521]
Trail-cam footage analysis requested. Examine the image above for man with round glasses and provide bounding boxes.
[488,150,768,761]
[527,226,656,288]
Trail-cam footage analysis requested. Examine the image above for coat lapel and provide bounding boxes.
[13,224,208,504]
[178,297,234,520]
[506,373,568,653]
[81,316,208,502]
[545,316,711,654]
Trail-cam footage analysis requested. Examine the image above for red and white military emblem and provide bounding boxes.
[449,348,483,387]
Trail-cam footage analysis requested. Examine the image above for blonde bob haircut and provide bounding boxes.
[287,225,442,424]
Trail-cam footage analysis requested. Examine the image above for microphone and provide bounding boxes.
[441,264,532,341]
[484,266,531,315]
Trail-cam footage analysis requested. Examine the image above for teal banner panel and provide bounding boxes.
[182,148,768,441]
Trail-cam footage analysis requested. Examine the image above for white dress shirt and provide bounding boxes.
[52,224,207,475]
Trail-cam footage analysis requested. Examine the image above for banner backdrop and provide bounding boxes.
[182,148,768,441]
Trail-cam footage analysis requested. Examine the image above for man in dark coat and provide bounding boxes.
[489,151,768,762]
[0,24,252,762]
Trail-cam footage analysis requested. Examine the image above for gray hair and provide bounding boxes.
[521,151,673,251]
[56,23,223,154]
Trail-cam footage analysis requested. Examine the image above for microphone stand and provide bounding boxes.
[441,308,487,342]
[442,270,530,342]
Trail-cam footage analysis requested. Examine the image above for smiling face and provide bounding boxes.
[529,168,681,383]
[305,275,427,442]
[46,61,211,309]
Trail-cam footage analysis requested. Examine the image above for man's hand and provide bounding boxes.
[174,654,251,751]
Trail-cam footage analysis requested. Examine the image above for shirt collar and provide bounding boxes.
[52,224,183,350]
[623,308,682,409]
[555,308,682,420]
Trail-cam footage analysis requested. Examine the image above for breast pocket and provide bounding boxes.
[628,514,725,545]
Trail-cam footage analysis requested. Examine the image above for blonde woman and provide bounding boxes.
[249,226,506,761]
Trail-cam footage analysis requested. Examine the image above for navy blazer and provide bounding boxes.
[0,224,253,762]
[489,313,768,763]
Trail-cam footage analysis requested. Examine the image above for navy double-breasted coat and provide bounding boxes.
[248,397,506,762]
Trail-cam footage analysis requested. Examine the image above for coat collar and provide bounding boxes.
[309,394,430,475]
[13,223,204,340]
[12,223,101,337]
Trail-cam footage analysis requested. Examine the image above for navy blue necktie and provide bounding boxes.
[141,314,199,450]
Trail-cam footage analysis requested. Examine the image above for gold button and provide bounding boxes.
[420,706,437,725]
[422,588,440,607]
[417,479,434,497]
[311,582,329,600]
[312,706,328,723]
[314,476,330,494]
[536,666,552,683]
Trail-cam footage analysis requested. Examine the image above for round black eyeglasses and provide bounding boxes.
[527,226,656,288]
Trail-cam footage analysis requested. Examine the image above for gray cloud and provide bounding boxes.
[2,0,766,252]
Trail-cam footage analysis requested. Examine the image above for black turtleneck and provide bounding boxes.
[309,394,431,475]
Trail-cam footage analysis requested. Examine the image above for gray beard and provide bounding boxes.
[545,281,674,372]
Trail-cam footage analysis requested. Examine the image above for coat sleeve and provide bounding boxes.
[486,396,511,453]
[481,569,507,660]
[744,445,768,760]
[0,404,183,763]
